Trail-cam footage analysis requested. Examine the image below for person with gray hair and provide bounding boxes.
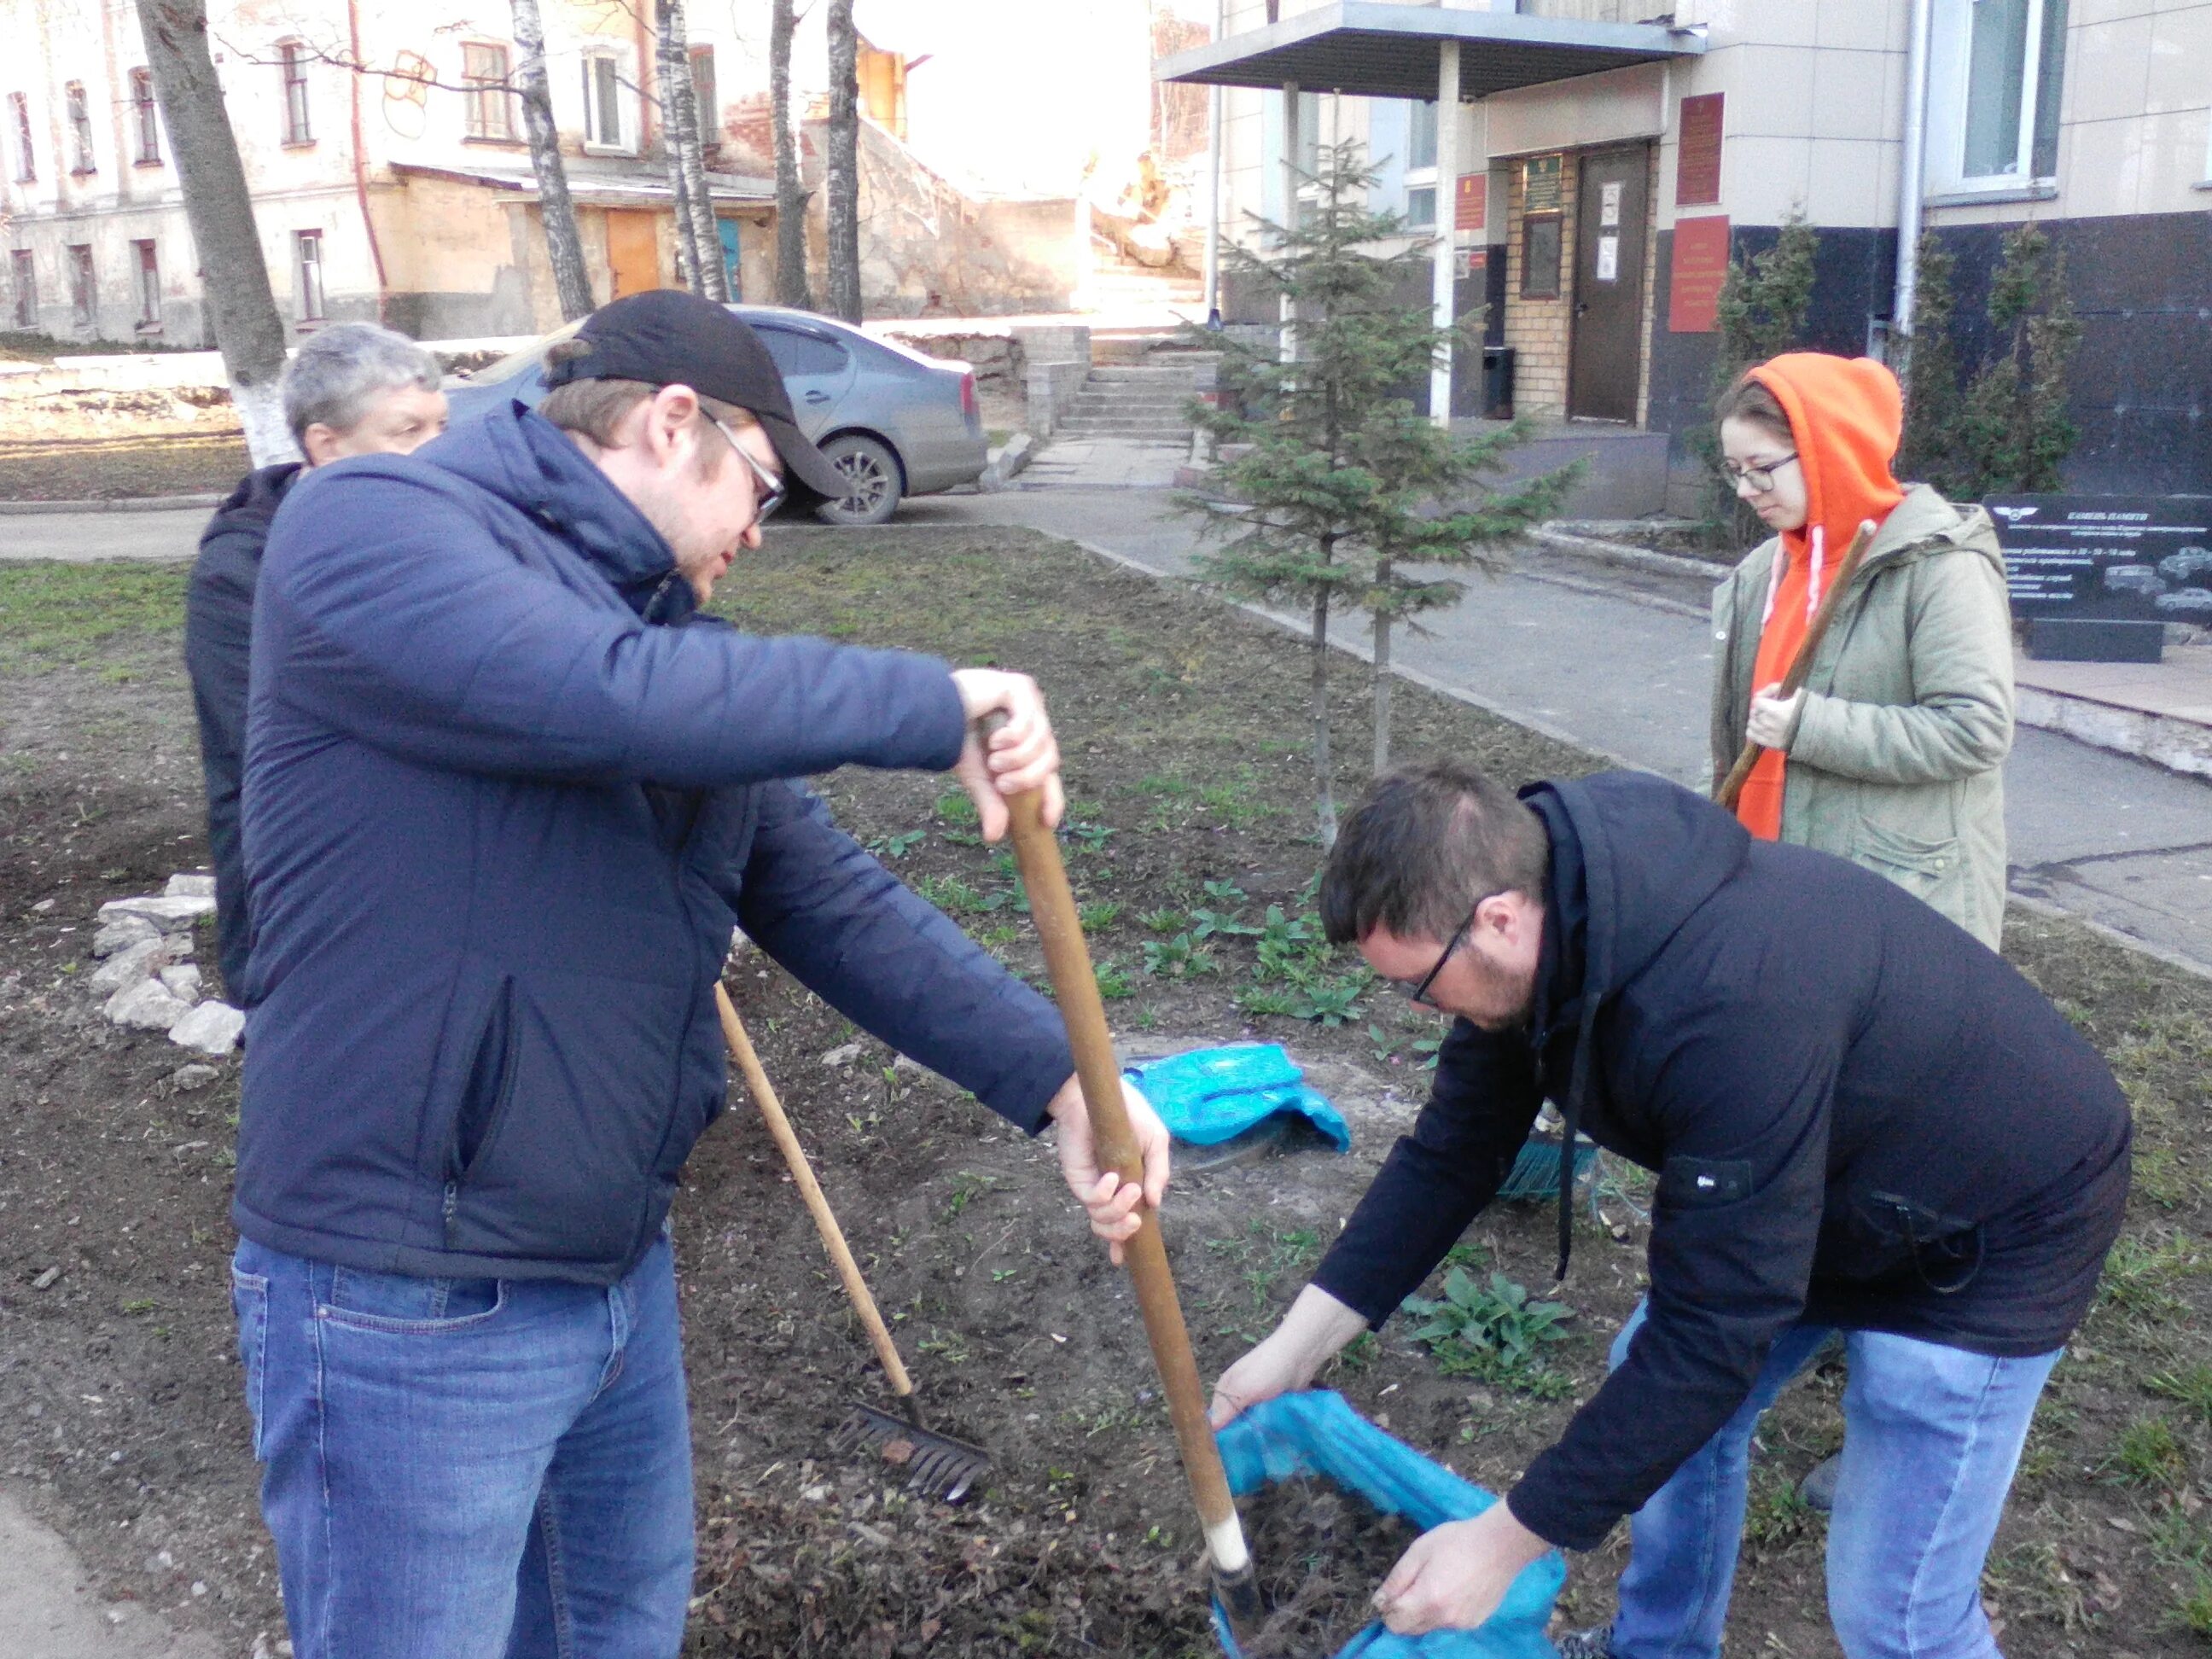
[185,323,451,994]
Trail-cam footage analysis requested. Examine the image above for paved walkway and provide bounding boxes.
[0,1488,220,1658]
[1014,435,1189,491]
[902,486,2212,975]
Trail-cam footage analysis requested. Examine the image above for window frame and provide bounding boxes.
[6,91,32,183]
[1925,0,2067,197]
[130,68,161,165]
[462,41,516,142]
[1520,212,1563,300]
[279,41,313,146]
[294,229,325,322]
[1401,96,1440,229]
[581,49,630,152]
[10,247,34,329]
[67,242,94,329]
[690,44,718,159]
[65,81,95,174]
[132,239,160,329]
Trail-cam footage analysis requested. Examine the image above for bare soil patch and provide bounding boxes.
[0,530,2207,1659]
[0,385,247,501]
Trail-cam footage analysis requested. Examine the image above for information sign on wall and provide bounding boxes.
[1455,172,1487,232]
[1988,496,2212,620]
[1668,215,1730,333]
[1523,154,1563,213]
[1677,93,1724,207]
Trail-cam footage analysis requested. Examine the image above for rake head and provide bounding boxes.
[833,1400,992,1504]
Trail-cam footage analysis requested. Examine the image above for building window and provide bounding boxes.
[10,248,34,329]
[1405,186,1437,229]
[131,68,161,164]
[133,240,160,328]
[582,52,626,148]
[1294,88,1321,178]
[690,44,718,157]
[294,230,325,321]
[1930,0,2066,189]
[65,82,95,173]
[1408,100,1437,172]
[1403,97,1439,227]
[1521,213,1562,300]
[68,243,94,328]
[463,43,515,140]
[280,42,312,144]
[8,92,32,182]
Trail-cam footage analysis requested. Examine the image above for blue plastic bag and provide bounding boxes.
[1124,1044,1351,1153]
[1212,1392,1562,1659]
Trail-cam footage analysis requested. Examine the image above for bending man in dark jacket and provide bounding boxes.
[183,321,449,994]
[1209,763,2128,1659]
[230,292,1169,1659]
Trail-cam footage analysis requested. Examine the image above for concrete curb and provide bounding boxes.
[2016,684,2212,780]
[0,493,220,515]
[1526,524,1734,583]
[2005,891,2212,982]
[979,432,1037,492]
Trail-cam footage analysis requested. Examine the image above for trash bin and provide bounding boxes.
[1482,346,1516,420]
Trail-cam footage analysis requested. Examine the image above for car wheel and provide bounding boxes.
[814,434,903,527]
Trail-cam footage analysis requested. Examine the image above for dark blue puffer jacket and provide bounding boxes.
[233,401,1074,1284]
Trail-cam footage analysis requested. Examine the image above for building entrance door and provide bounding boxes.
[1567,147,1650,423]
[606,210,661,300]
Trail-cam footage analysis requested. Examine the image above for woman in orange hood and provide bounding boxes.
[1708,352,2015,949]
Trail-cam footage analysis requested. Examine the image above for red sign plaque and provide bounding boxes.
[1668,215,1731,334]
[1455,172,1487,232]
[1676,93,1724,207]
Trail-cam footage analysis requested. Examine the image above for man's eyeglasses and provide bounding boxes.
[1722,453,1798,494]
[709,414,786,522]
[1390,895,1493,1010]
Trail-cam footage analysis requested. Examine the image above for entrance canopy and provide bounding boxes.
[1153,2,1703,101]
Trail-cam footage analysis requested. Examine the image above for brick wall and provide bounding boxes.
[1500,158,1576,421]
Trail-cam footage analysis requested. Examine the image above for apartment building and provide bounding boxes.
[1162,0,2212,499]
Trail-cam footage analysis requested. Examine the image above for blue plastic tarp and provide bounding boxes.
[1124,1044,1351,1153]
[1212,1392,1562,1659]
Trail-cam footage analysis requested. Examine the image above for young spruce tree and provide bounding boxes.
[1187,140,1577,845]
[1958,223,2081,494]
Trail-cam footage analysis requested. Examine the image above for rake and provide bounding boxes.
[713,983,992,1504]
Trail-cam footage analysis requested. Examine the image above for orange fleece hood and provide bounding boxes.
[1746,352,1906,569]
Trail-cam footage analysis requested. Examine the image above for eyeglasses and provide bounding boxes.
[709,414,786,523]
[1391,895,1493,1010]
[1722,453,1798,494]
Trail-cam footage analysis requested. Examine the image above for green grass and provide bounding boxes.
[0,562,189,666]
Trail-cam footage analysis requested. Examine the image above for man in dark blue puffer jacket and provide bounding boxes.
[228,291,1168,1659]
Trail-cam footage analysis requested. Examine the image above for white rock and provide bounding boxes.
[159,963,203,1004]
[164,873,217,899]
[88,937,167,993]
[820,1041,864,1068]
[168,1000,245,1055]
[105,978,194,1032]
[169,1001,245,1055]
[99,895,215,934]
[91,915,160,957]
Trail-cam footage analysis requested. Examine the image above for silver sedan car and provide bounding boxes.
[444,305,987,525]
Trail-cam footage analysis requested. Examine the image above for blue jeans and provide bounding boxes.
[230,1234,694,1659]
[1606,1300,2058,1659]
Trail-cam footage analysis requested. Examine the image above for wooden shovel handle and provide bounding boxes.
[992,764,1251,1577]
[1715,521,1876,811]
[714,983,915,1401]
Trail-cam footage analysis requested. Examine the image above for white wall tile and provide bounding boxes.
[1722,133,1815,220]
[1815,0,1906,51]
[2069,14,2158,125]
[2145,3,2212,112]
[1810,50,1892,139]
[1726,45,1818,137]
[2060,114,2150,214]
[1806,137,1895,224]
[2135,106,2212,205]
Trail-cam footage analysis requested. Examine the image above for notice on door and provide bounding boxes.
[1595,235,1620,282]
[1600,181,1623,228]
[1668,215,1730,332]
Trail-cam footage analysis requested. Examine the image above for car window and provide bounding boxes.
[463,317,584,387]
[757,326,850,378]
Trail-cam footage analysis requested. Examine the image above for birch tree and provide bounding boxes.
[770,0,811,307]
[131,0,294,463]
[655,0,726,300]
[510,0,593,320]
[824,0,861,323]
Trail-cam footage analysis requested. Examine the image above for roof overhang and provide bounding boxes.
[1153,3,1704,101]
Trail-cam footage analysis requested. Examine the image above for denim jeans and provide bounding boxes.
[230,1233,694,1659]
[1605,1300,2058,1659]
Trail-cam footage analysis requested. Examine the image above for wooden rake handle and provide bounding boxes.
[713,982,915,1401]
[1715,521,1876,812]
[987,744,1254,1584]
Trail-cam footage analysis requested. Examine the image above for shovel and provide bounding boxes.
[713,982,992,1504]
[985,725,1266,1632]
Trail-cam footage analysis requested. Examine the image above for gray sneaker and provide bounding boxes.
[1555,1626,1615,1659]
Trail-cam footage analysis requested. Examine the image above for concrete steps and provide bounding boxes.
[1052,348,1217,441]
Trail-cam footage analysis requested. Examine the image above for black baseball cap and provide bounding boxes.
[542,289,845,498]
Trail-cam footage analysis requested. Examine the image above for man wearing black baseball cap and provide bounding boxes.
[229,290,1170,1657]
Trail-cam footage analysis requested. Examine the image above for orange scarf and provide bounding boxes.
[1732,354,1906,840]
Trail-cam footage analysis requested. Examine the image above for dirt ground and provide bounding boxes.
[0,381,247,501]
[2,529,2209,1658]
